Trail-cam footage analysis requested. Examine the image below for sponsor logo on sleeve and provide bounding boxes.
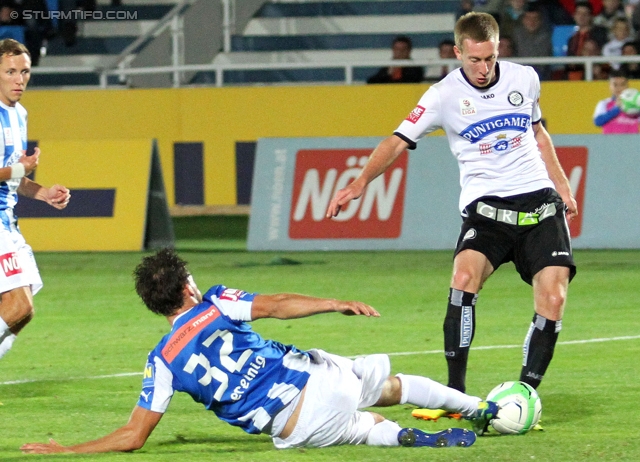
[406,105,426,124]
[142,363,155,388]
[220,288,246,302]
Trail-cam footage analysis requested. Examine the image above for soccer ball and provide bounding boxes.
[485,381,542,435]
[619,88,640,117]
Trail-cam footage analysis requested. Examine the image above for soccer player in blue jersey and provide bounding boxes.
[22,248,498,454]
[0,39,70,361]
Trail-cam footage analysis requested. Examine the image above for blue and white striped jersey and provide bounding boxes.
[0,101,27,229]
[137,285,312,434]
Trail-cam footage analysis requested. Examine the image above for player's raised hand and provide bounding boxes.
[325,180,365,218]
[18,147,39,176]
[45,184,71,209]
[335,300,380,317]
[21,439,71,454]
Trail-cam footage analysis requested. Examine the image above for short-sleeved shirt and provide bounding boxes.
[393,61,554,212]
[137,285,311,435]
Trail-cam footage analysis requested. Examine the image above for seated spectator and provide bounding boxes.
[470,0,503,22]
[437,38,457,80]
[558,0,603,17]
[56,0,96,47]
[569,38,611,79]
[498,35,514,57]
[566,2,610,79]
[567,2,610,54]
[593,69,639,133]
[499,0,527,38]
[513,4,553,79]
[367,35,424,84]
[593,0,627,33]
[456,0,474,20]
[537,0,574,25]
[620,41,640,78]
[632,2,640,39]
[602,17,634,68]
[15,0,54,66]
[0,1,20,26]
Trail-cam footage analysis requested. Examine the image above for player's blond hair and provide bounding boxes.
[0,38,30,62]
[454,12,499,51]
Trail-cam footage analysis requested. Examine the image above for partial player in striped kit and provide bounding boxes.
[22,248,502,454]
[0,39,71,361]
[326,12,576,430]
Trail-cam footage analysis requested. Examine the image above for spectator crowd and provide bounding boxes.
[368,0,640,84]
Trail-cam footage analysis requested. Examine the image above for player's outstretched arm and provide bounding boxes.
[251,293,380,320]
[533,122,578,221]
[18,178,71,210]
[21,406,163,454]
[326,135,409,218]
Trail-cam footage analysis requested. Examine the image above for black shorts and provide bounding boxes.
[454,188,577,285]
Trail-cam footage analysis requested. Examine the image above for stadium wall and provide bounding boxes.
[247,135,640,250]
[23,80,629,208]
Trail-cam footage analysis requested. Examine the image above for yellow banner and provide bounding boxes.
[17,139,153,251]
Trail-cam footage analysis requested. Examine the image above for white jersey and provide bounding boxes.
[394,61,554,212]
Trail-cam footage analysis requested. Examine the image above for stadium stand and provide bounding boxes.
[191,0,458,85]
[32,0,178,87]
[29,0,635,87]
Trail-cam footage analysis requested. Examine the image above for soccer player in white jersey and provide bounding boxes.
[22,248,500,454]
[326,12,576,432]
[0,39,70,361]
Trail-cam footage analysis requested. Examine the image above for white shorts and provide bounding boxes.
[0,225,42,296]
[272,349,390,449]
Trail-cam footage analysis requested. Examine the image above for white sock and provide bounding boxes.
[0,332,16,359]
[366,419,402,446]
[396,373,481,417]
[0,316,9,334]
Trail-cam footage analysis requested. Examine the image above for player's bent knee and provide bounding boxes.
[374,376,402,407]
[451,270,471,289]
[537,290,566,315]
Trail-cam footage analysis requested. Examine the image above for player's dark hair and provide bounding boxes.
[393,35,413,51]
[0,38,30,60]
[133,248,189,316]
[454,12,499,51]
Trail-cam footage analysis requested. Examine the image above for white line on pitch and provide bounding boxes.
[369,334,640,359]
[2,335,639,386]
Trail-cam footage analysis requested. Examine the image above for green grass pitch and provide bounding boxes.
[1,221,639,461]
